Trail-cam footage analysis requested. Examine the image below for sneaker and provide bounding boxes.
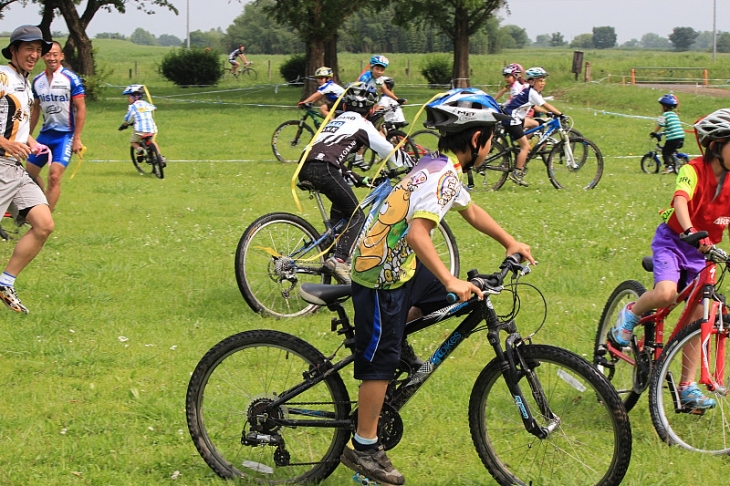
[609,303,640,347]
[341,445,405,486]
[662,166,676,175]
[352,156,370,171]
[324,256,351,284]
[679,383,716,410]
[0,285,29,314]
[508,169,529,187]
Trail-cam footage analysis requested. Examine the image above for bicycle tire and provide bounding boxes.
[434,220,460,278]
[593,280,647,412]
[147,143,164,179]
[547,136,603,190]
[477,140,510,191]
[382,129,418,164]
[235,212,331,318]
[409,129,440,159]
[271,120,315,163]
[648,317,730,454]
[186,329,351,484]
[130,145,152,175]
[469,344,632,486]
[244,67,258,80]
[641,153,660,174]
[674,153,689,172]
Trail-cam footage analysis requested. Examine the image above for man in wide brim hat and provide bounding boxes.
[2,24,52,60]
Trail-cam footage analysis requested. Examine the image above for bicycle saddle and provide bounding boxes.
[300,283,351,306]
[297,180,317,192]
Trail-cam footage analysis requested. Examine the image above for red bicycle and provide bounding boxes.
[593,231,730,453]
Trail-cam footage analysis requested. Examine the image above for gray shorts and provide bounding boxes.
[0,159,48,216]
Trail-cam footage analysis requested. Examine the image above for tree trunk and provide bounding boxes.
[452,9,470,88]
[38,0,58,41]
[324,33,339,85]
[301,37,325,101]
[55,0,95,76]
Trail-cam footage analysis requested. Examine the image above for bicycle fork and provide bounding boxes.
[490,324,560,439]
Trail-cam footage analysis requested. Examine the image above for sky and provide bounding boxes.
[0,0,727,44]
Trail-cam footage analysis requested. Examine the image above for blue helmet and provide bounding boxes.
[658,93,678,107]
[370,55,389,68]
[424,88,506,133]
[524,67,548,80]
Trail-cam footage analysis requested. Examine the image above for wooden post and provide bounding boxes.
[704,69,709,86]
[630,68,636,85]
[135,61,138,77]
[268,59,272,81]
[129,68,132,79]
[406,59,410,78]
[584,62,591,83]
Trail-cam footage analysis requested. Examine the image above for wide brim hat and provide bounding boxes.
[2,25,52,60]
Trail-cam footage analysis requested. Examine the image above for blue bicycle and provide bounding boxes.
[640,132,690,174]
[234,167,460,318]
[477,115,603,190]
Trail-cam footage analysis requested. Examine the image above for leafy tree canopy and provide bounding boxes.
[592,26,616,49]
[668,26,699,52]
[570,33,593,49]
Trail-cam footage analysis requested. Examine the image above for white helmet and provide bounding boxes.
[524,67,549,80]
[694,109,730,147]
[314,66,333,78]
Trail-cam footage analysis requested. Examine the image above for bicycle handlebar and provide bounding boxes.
[446,253,529,304]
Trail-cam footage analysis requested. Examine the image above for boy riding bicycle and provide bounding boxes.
[298,66,344,117]
[610,108,730,411]
[118,85,166,167]
[342,88,534,485]
[501,67,566,187]
[297,84,411,285]
[651,93,685,174]
[228,44,249,76]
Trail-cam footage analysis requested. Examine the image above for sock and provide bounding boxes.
[353,433,379,451]
[0,271,16,287]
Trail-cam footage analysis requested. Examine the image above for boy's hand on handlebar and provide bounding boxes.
[118,124,128,131]
[445,277,482,303]
[506,241,536,265]
[396,98,407,105]
[650,132,659,140]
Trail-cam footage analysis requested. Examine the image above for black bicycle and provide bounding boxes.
[128,133,164,179]
[187,254,632,485]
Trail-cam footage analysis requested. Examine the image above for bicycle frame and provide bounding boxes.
[604,252,729,391]
[259,263,557,441]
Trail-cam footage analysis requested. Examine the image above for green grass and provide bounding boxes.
[2,42,730,485]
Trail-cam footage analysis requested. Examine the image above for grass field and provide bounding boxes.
[2,40,730,485]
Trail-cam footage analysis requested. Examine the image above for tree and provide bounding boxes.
[620,38,640,49]
[500,24,529,48]
[389,0,506,88]
[34,0,178,77]
[718,32,730,53]
[668,26,698,52]
[130,27,156,46]
[592,26,616,49]
[0,0,21,20]
[570,33,593,49]
[225,0,302,55]
[640,33,670,50]
[534,34,550,47]
[158,34,182,47]
[185,28,225,51]
[691,31,713,51]
[261,0,365,97]
[549,32,567,47]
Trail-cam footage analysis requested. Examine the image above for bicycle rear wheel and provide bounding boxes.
[648,317,730,454]
[547,137,603,190]
[434,220,460,278]
[593,280,647,412]
[271,121,314,163]
[477,140,510,191]
[186,329,351,484]
[383,129,418,163]
[674,153,689,172]
[235,212,331,318]
[641,153,660,174]
[147,143,164,179]
[469,344,632,486]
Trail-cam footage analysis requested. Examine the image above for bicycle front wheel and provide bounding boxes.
[478,140,510,191]
[469,344,632,486]
[271,121,314,163]
[186,330,351,484]
[235,212,331,318]
[547,137,603,190]
[409,129,440,159]
[434,220,460,278]
[641,153,660,174]
[244,67,258,80]
[594,280,647,412]
[384,129,418,163]
[131,146,153,175]
[648,317,730,454]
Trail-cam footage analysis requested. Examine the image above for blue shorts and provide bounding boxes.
[27,130,73,168]
[351,263,448,380]
[651,223,706,287]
